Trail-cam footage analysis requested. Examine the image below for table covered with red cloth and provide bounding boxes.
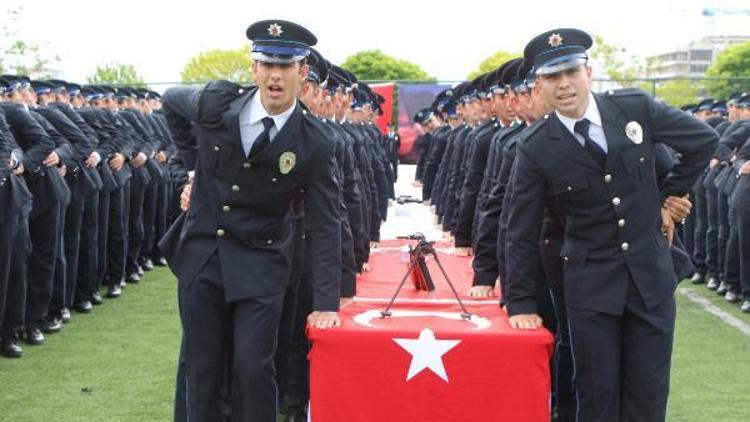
[307,240,555,421]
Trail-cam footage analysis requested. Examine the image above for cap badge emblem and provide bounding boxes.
[548,33,563,47]
[267,23,284,37]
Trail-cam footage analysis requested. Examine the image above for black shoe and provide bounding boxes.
[74,301,93,313]
[284,411,307,422]
[106,285,122,298]
[91,291,104,305]
[24,328,44,345]
[716,281,728,295]
[142,259,154,271]
[42,317,63,334]
[61,308,71,323]
[689,272,704,284]
[154,257,168,267]
[127,273,141,283]
[1,335,23,358]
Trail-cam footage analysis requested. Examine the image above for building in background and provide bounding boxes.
[646,35,750,78]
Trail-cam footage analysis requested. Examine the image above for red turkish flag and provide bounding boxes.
[308,302,553,421]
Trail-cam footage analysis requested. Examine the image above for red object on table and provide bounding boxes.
[308,302,553,422]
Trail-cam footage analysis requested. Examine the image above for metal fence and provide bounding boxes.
[139,76,750,105]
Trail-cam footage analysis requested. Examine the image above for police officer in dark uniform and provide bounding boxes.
[0,79,35,358]
[0,77,55,355]
[159,20,341,421]
[505,29,717,422]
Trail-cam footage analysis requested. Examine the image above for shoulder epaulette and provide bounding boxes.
[602,87,646,98]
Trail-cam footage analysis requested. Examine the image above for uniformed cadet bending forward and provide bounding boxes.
[159,20,341,422]
[505,29,717,422]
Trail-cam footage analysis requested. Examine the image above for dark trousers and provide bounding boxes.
[61,195,84,308]
[717,191,730,280]
[276,217,306,408]
[179,254,285,422]
[705,180,720,277]
[540,240,575,422]
[0,203,24,329]
[26,201,62,329]
[738,185,750,301]
[76,194,99,302]
[51,205,68,314]
[96,186,112,290]
[2,220,30,335]
[127,171,146,275]
[140,176,159,263]
[567,283,675,422]
[153,176,171,260]
[691,182,707,274]
[107,180,130,285]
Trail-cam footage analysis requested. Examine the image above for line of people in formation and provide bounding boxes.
[0,71,400,366]
[411,55,745,421]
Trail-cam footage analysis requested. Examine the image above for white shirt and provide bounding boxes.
[556,92,608,153]
[238,92,296,156]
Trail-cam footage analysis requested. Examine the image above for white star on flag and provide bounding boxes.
[393,328,461,382]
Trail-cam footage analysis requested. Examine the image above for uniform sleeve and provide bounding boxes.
[504,145,547,316]
[163,87,202,172]
[649,97,718,199]
[306,140,343,312]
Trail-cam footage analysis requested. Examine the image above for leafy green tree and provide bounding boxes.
[87,63,147,87]
[181,46,253,84]
[341,50,434,81]
[467,51,518,80]
[590,34,643,85]
[0,6,60,77]
[654,79,704,107]
[705,41,750,99]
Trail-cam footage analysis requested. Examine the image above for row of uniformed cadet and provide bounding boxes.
[0,78,179,358]
[680,95,750,314]
[415,28,717,422]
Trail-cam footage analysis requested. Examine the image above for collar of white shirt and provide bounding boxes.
[555,92,602,137]
[248,92,296,135]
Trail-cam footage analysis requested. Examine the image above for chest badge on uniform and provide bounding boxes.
[625,121,643,145]
[279,151,296,175]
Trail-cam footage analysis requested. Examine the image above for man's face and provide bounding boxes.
[252,60,306,115]
[538,65,592,119]
[695,110,712,121]
[71,95,85,108]
[729,104,739,121]
[740,106,750,120]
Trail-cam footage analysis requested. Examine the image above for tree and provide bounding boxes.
[181,47,253,84]
[654,79,704,107]
[87,63,147,87]
[340,50,434,81]
[0,6,60,77]
[590,34,643,85]
[705,41,750,99]
[467,51,518,80]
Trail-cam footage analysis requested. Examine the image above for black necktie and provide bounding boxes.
[248,117,274,158]
[574,118,606,168]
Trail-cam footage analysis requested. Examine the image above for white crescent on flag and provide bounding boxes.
[352,309,493,330]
